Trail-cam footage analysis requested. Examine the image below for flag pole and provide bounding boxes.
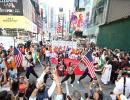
[13,36,15,47]
[17,27,19,46]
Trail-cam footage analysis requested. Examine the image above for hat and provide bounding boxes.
[0,91,8,99]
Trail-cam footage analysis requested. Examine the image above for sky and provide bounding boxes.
[39,0,74,14]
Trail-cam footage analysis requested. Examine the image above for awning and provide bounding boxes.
[0,16,37,33]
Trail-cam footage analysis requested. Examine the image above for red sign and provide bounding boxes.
[56,22,62,33]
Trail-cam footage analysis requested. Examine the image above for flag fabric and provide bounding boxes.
[82,50,96,78]
[14,47,22,67]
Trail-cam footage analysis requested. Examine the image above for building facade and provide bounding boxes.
[90,0,130,51]
[0,0,43,38]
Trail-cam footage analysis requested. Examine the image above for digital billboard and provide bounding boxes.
[0,0,23,15]
[70,12,85,32]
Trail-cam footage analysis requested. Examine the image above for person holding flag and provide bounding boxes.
[25,51,38,80]
[77,51,99,84]
[81,49,96,79]
[77,67,93,84]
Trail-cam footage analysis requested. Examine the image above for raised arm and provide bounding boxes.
[29,81,44,100]
[37,66,49,84]
[52,69,63,100]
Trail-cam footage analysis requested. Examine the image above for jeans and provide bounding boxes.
[45,56,51,65]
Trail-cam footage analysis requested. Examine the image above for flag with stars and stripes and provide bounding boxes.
[82,50,96,78]
[14,47,22,68]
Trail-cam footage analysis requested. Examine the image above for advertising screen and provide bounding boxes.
[70,12,85,32]
[0,0,23,15]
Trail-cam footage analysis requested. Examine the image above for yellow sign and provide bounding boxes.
[0,16,36,32]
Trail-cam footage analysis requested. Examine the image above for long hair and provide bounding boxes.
[25,82,36,99]
[68,62,72,67]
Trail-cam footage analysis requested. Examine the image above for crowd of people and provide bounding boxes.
[0,42,130,100]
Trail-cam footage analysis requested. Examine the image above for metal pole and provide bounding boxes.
[13,36,15,47]
[17,27,19,46]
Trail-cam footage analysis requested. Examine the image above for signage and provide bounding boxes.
[52,40,77,49]
[0,16,37,32]
[70,12,85,31]
[0,0,23,15]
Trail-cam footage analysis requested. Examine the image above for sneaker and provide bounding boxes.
[71,84,73,87]
[77,81,79,84]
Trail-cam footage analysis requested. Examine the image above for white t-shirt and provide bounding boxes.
[1,82,10,91]
[45,50,50,57]
[114,77,130,97]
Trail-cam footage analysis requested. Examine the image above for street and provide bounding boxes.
[27,62,115,99]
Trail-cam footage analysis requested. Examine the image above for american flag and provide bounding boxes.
[14,47,22,67]
[82,50,96,78]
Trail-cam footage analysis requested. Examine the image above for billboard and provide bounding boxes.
[70,12,85,32]
[0,16,37,32]
[0,0,23,15]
